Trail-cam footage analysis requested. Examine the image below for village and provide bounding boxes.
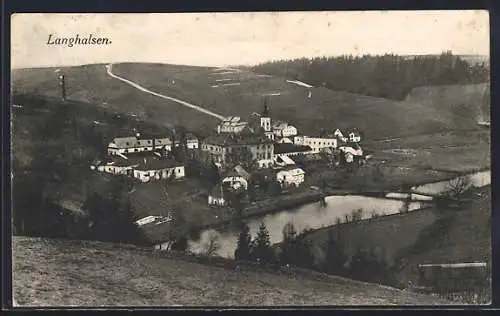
[89,96,366,226]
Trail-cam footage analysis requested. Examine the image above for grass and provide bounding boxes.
[12,236,453,307]
[12,63,489,140]
[405,83,490,122]
[298,185,491,291]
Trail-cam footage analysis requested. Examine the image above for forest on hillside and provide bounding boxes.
[252,52,490,100]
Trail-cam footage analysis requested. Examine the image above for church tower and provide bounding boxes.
[260,97,274,140]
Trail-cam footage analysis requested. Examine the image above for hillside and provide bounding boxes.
[405,83,490,123]
[298,186,491,290]
[12,236,453,307]
[12,62,486,140]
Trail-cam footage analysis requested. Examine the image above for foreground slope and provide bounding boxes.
[12,237,451,306]
[12,63,486,140]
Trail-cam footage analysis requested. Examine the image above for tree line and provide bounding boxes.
[252,52,489,100]
[12,95,150,245]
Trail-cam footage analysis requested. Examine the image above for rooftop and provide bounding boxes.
[274,143,312,154]
[106,154,183,170]
[204,132,273,146]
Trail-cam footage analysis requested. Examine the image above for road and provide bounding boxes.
[105,64,226,120]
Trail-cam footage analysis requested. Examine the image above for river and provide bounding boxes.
[182,170,490,259]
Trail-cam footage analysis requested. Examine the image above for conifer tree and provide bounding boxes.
[234,222,252,261]
[251,221,274,264]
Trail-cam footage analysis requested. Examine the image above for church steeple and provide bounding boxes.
[262,96,270,117]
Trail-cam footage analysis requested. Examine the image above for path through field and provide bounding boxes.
[105,64,226,120]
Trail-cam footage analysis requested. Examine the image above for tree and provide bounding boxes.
[445,175,472,202]
[251,222,274,264]
[203,233,220,257]
[278,222,314,268]
[350,208,364,222]
[234,222,252,261]
[279,222,297,265]
[322,229,347,275]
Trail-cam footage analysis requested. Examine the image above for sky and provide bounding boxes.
[11,11,489,69]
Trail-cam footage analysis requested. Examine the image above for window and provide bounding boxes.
[135,148,138,152]
[148,140,152,144]
[126,142,130,146]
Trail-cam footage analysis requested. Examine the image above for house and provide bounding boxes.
[277,137,293,144]
[201,133,274,169]
[339,145,364,163]
[273,154,296,167]
[185,133,199,149]
[276,166,305,188]
[221,165,251,191]
[273,143,312,158]
[208,183,228,207]
[273,121,298,138]
[216,116,249,134]
[333,129,348,143]
[293,135,337,153]
[347,129,362,143]
[97,155,139,175]
[96,153,185,182]
[107,134,172,156]
[132,157,185,182]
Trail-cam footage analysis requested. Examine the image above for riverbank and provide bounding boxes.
[164,188,326,242]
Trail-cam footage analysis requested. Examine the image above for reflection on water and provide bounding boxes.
[411,170,490,195]
[188,195,422,259]
[185,170,490,259]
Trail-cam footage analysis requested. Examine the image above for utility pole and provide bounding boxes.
[58,73,66,102]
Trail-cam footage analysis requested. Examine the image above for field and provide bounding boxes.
[12,63,489,140]
[366,130,490,173]
[12,236,453,307]
[301,185,491,288]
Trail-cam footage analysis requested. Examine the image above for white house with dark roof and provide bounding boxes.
[216,116,249,134]
[273,121,298,138]
[222,165,251,191]
[107,134,172,156]
[132,157,185,182]
[96,153,185,182]
[276,166,306,188]
[293,135,337,153]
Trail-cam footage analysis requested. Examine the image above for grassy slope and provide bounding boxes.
[301,186,491,287]
[12,236,452,307]
[405,83,490,123]
[12,63,487,140]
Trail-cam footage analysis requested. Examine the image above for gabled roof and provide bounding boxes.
[274,154,296,165]
[109,136,172,149]
[204,132,273,146]
[105,154,183,170]
[277,166,305,175]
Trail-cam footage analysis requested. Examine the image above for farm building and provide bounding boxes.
[276,166,306,188]
[293,135,338,153]
[107,134,172,156]
[208,183,228,207]
[201,133,274,168]
[221,165,251,191]
[132,157,185,182]
[95,153,185,182]
[274,143,313,158]
[273,121,298,138]
[216,116,249,134]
